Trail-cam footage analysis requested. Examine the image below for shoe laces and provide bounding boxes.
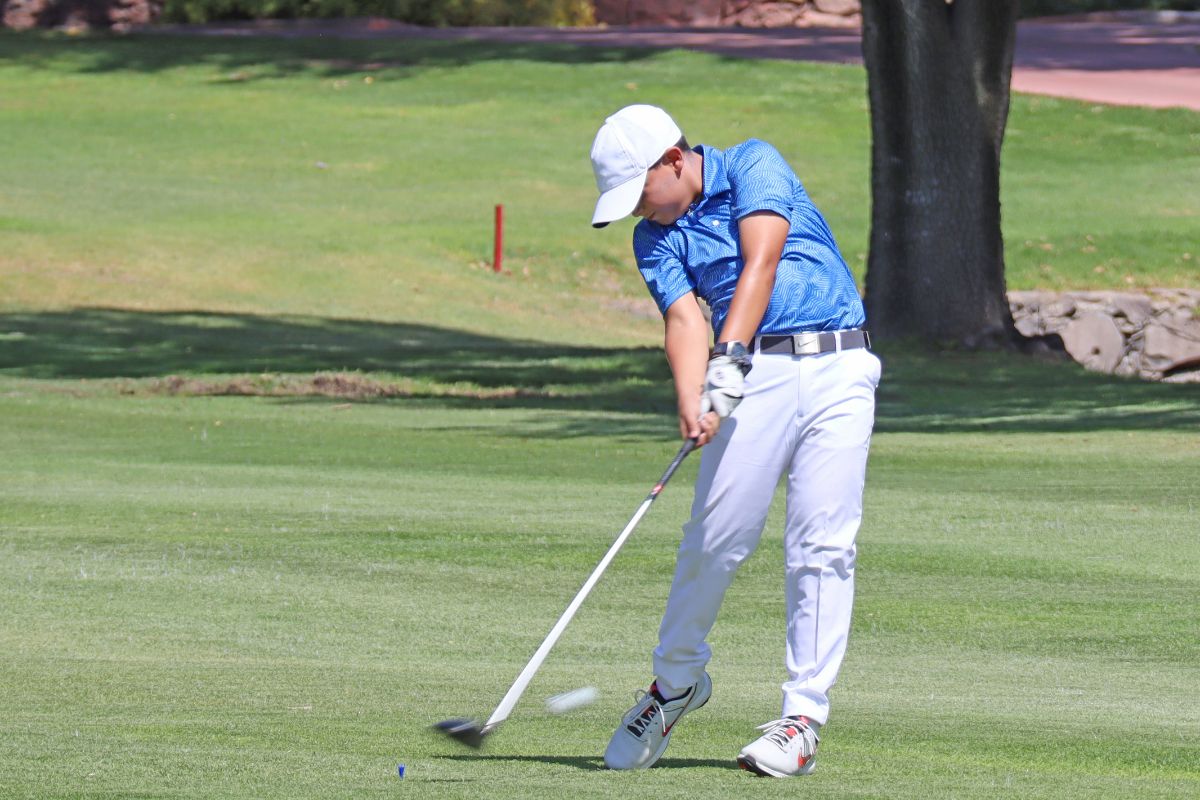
[626,688,668,736]
[755,717,819,755]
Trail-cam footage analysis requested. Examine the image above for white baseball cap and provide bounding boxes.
[590,104,683,228]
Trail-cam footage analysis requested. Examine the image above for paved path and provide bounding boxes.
[1011,16,1200,110]
[152,14,1200,111]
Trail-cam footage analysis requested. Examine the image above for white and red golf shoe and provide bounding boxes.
[736,715,820,777]
[603,672,712,770]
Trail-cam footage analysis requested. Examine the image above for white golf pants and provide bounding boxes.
[653,346,881,724]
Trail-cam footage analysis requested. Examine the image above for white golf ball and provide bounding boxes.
[545,686,599,715]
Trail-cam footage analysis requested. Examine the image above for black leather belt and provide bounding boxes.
[754,329,871,356]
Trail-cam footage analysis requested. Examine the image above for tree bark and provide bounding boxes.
[861,0,1021,348]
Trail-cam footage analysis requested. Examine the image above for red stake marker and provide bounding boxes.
[493,204,504,273]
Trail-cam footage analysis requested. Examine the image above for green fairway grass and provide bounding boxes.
[2,29,1199,800]
[1,32,1197,350]
[1,349,1198,799]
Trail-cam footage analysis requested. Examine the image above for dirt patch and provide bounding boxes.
[135,372,551,401]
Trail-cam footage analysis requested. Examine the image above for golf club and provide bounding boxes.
[434,437,698,749]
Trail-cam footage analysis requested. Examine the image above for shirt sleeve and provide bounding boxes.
[633,223,695,316]
[726,139,795,222]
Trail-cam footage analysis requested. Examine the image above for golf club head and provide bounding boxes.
[433,718,488,749]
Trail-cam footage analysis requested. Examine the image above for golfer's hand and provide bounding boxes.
[679,394,720,447]
[702,343,752,419]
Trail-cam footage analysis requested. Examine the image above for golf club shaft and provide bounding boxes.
[482,437,698,732]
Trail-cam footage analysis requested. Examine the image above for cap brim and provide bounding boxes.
[591,173,646,229]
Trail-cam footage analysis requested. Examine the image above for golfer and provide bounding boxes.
[589,105,880,777]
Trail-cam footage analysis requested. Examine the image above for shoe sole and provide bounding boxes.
[737,753,816,777]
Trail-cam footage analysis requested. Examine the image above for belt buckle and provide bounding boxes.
[791,332,822,356]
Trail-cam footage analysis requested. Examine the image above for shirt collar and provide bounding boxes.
[695,143,728,209]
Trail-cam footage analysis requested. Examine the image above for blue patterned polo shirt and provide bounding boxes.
[632,140,865,337]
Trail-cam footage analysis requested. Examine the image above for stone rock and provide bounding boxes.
[1008,288,1200,382]
[723,0,758,14]
[1115,349,1142,378]
[1047,297,1077,318]
[1159,308,1196,329]
[799,9,861,27]
[1164,368,1200,384]
[813,0,858,13]
[729,1,804,28]
[1014,314,1043,338]
[1110,293,1154,325]
[1060,312,1125,374]
[595,0,724,26]
[108,0,160,30]
[2,0,51,29]
[1,0,161,29]
[1008,290,1047,314]
[1142,322,1200,375]
[595,0,861,28]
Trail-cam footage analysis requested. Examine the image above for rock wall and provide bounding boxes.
[4,0,859,29]
[593,0,862,27]
[2,0,161,30]
[1010,289,1200,383]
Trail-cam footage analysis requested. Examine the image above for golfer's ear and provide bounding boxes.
[661,146,685,174]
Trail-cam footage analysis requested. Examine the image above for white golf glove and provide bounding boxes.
[700,341,752,419]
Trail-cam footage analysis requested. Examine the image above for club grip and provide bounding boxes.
[649,438,696,498]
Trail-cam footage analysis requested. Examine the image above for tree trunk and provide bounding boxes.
[861,0,1021,348]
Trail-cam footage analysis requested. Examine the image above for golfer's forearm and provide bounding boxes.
[721,211,788,344]
[720,262,776,345]
[664,299,710,405]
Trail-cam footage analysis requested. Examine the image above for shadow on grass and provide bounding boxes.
[874,347,1200,434]
[0,29,656,80]
[436,754,734,770]
[0,307,677,415]
[1,308,1197,434]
